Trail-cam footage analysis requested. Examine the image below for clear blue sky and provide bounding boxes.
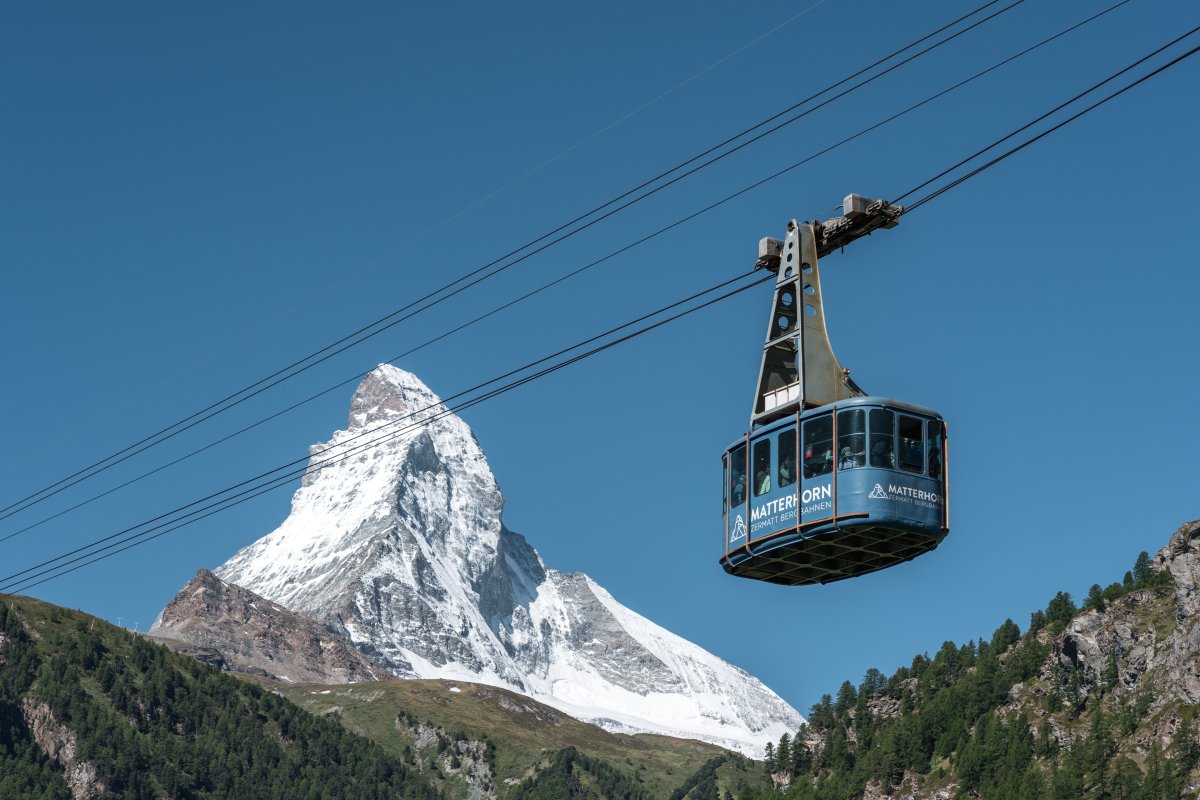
[3,0,1198,716]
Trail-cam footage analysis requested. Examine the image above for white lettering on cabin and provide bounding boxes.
[751,493,796,522]
[748,484,833,534]
[887,484,943,504]
[800,484,832,504]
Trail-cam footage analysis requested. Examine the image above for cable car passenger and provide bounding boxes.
[753,440,772,496]
[729,446,747,507]
[779,453,795,487]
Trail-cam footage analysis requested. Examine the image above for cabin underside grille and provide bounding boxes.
[722,526,941,586]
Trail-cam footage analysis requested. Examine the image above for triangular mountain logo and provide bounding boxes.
[869,484,890,500]
[730,514,747,542]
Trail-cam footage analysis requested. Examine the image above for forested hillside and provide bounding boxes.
[0,597,439,800]
[729,522,1200,800]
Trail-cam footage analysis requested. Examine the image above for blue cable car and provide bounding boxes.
[720,196,949,586]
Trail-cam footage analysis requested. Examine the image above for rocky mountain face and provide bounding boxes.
[153,365,802,755]
[150,568,390,684]
[1033,519,1200,733]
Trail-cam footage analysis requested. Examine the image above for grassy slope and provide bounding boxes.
[268,677,730,797]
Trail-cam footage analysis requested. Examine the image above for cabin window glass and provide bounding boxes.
[777,429,797,487]
[722,458,728,514]
[898,415,925,473]
[803,415,833,478]
[837,409,866,470]
[869,409,895,468]
[752,439,772,496]
[927,420,945,480]
[729,445,747,509]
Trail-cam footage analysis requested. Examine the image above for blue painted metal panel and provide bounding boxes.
[720,396,949,583]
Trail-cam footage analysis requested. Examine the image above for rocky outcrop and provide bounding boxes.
[149,568,391,684]
[1047,521,1200,714]
[20,698,103,800]
[395,713,497,799]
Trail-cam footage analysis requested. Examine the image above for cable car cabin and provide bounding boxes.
[720,196,949,586]
[720,397,948,585]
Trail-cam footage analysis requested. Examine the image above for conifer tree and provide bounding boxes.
[1046,591,1077,628]
[834,680,858,715]
[775,733,791,774]
[1133,551,1153,586]
[1085,583,1106,612]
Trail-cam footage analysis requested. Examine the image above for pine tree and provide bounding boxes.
[1085,583,1106,612]
[1123,570,1134,589]
[859,667,886,697]
[834,680,857,715]
[1133,551,1153,586]
[1046,591,1077,628]
[775,733,791,775]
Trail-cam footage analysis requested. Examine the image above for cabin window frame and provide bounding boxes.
[752,439,772,497]
[897,414,926,474]
[869,408,896,470]
[728,444,747,511]
[777,428,798,488]
[802,413,834,479]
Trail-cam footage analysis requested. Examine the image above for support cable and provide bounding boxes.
[0,0,1020,522]
[0,273,769,594]
[0,0,1131,545]
[9,8,1189,592]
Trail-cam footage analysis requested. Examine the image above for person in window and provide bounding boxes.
[732,474,746,507]
[778,454,795,486]
[928,449,942,480]
[871,439,895,469]
[839,447,858,470]
[756,468,771,496]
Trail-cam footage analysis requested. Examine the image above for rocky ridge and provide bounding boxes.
[150,567,390,684]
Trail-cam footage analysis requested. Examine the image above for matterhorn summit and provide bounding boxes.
[157,365,802,753]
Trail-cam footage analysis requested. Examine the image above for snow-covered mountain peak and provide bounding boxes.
[348,364,447,430]
[195,368,802,754]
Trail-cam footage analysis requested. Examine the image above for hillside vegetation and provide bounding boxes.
[272,677,736,798]
[731,524,1200,799]
[0,597,439,800]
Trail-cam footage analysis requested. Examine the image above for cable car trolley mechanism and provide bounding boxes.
[721,194,949,586]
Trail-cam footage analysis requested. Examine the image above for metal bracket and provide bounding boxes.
[748,194,895,427]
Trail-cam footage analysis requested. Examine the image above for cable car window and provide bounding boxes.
[803,415,833,478]
[729,445,747,509]
[753,440,772,496]
[837,409,866,470]
[722,458,728,515]
[869,409,895,468]
[778,429,797,488]
[898,415,925,473]
[928,420,945,480]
